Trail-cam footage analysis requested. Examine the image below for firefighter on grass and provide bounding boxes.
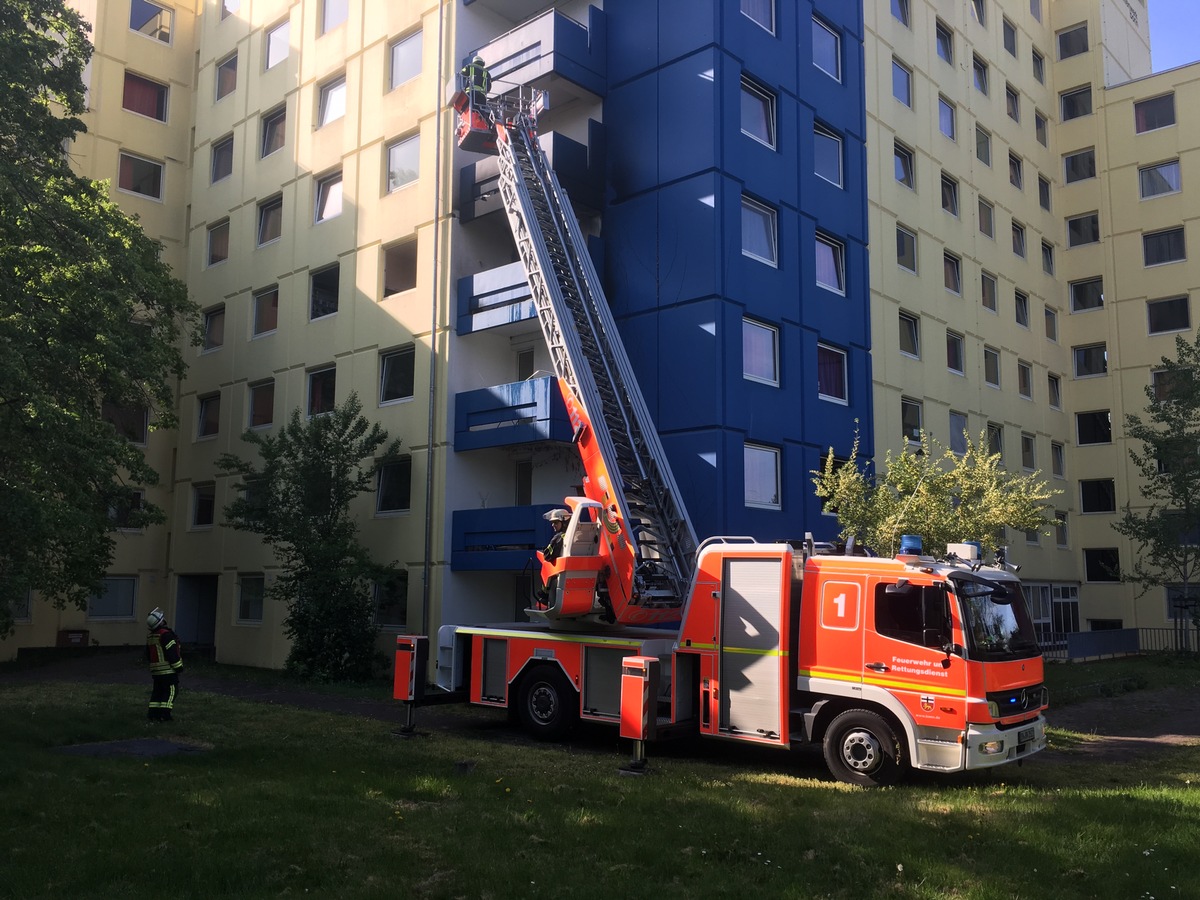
[145,607,183,721]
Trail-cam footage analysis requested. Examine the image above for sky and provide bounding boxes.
[1149,0,1200,72]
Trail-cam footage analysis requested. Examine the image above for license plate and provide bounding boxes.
[1018,727,1035,743]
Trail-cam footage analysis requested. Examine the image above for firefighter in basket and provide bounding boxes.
[534,508,570,605]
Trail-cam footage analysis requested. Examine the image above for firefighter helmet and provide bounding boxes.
[472,55,485,66]
[543,508,570,524]
[147,608,165,630]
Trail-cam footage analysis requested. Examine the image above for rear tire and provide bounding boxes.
[516,665,578,740]
[822,709,905,787]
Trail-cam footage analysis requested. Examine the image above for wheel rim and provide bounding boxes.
[840,728,882,773]
[529,682,557,724]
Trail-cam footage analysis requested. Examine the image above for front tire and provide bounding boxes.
[822,709,905,787]
[516,665,578,740]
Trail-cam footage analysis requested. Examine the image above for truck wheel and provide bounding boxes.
[516,665,578,740]
[822,710,905,787]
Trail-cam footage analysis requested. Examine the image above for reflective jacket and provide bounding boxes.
[461,62,491,96]
[147,626,183,676]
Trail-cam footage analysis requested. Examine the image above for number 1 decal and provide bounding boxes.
[821,581,860,631]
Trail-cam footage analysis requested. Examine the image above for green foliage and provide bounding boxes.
[218,394,402,681]
[1113,332,1200,627]
[0,0,196,637]
[813,429,1057,558]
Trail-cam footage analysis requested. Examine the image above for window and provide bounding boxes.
[310,265,339,319]
[976,125,991,166]
[1166,585,1200,622]
[318,76,347,126]
[202,306,225,351]
[1018,361,1033,399]
[893,142,914,188]
[12,590,32,624]
[1030,0,1042,22]
[817,344,847,403]
[377,457,413,513]
[1061,86,1092,121]
[1051,442,1065,478]
[109,490,145,531]
[322,0,348,34]
[950,411,968,455]
[1084,548,1120,583]
[1058,23,1088,59]
[901,397,923,443]
[129,0,172,43]
[896,226,917,272]
[375,574,408,628]
[253,287,278,335]
[390,31,421,89]
[741,196,777,266]
[946,331,965,374]
[981,271,998,311]
[971,0,986,27]
[123,72,168,121]
[1009,152,1023,189]
[1012,221,1026,257]
[1080,479,1117,514]
[221,0,240,20]
[237,575,265,623]
[1064,148,1096,184]
[1005,83,1020,121]
[973,56,989,95]
[117,153,163,199]
[1148,296,1190,334]
[944,252,962,294]
[815,235,845,293]
[1045,307,1058,342]
[1003,18,1017,55]
[742,319,779,385]
[1041,242,1054,275]
[380,346,416,403]
[1032,48,1045,83]
[266,20,290,69]
[1153,368,1192,403]
[1035,111,1048,147]
[1070,278,1103,312]
[1067,213,1099,247]
[215,53,237,101]
[1015,290,1030,327]
[308,366,336,416]
[248,380,274,428]
[261,107,286,158]
[315,171,343,222]
[936,21,954,63]
[386,134,420,191]
[1144,228,1186,266]
[1048,373,1062,408]
[104,402,149,444]
[1135,94,1175,133]
[813,18,840,80]
[211,135,233,183]
[892,59,912,107]
[383,241,418,296]
[87,577,137,620]
[744,444,781,509]
[814,125,842,186]
[1073,343,1107,378]
[984,346,1001,387]
[197,392,220,438]
[987,422,1003,457]
[207,220,229,266]
[1021,432,1036,469]
[938,96,956,140]
[741,78,776,148]
[978,197,994,237]
[941,173,959,216]
[1140,160,1181,199]
[1038,175,1052,211]
[892,0,910,26]
[257,196,282,246]
[193,482,215,527]
[899,311,920,358]
[1076,410,1112,445]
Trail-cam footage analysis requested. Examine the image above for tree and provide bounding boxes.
[812,429,1057,560]
[0,0,196,637]
[218,394,403,681]
[1113,332,1200,642]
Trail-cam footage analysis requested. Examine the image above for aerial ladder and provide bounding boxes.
[453,87,697,627]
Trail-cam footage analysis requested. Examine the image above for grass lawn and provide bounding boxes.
[1,660,1197,899]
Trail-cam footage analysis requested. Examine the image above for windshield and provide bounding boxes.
[950,573,1042,661]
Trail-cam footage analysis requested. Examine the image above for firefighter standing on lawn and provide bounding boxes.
[145,607,183,721]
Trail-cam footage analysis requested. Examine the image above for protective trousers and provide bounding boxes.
[148,673,179,721]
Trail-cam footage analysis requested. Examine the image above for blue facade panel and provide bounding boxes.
[454,376,572,450]
[451,504,559,572]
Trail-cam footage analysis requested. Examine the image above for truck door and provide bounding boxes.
[718,555,788,743]
[801,572,867,688]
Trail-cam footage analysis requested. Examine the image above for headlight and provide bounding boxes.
[987,700,1000,718]
[978,739,1005,755]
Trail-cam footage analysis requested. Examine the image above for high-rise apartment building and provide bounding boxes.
[6,0,1196,665]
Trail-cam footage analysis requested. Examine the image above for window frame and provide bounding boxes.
[129,0,172,43]
[122,70,169,122]
[314,170,344,223]
[248,380,275,429]
[816,343,848,404]
[1064,147,1097,184]
[386,134,420,192]
[944,251,962,295]
[898,310,921,359]
[1067,213,1099,248]
[901,397,923,444]
[896,225,917,273]
[946,330,965,375]
[976,125,992,166]
[380,345,417,404]
[256,195,283,246]
[740,76,777,149]
[812,17,841,81]
[1070,277,1104,313]
[117,151,164,200]
[253,286,279,336]
[1060,86,1092,121]
[978,197,994,238]
[86,576,139,621]
[1072,342,1108,379]
[1139,160,1181,199]
[981,271,998,312]
[1076,410,1113,446]
[1135,93,1176,134]
[261,106,286,157]
[894,141,915,189]
[941,172,959,216]
[938,95,956,140]
[740,195,778,267]
[389,30,422,90]
[892,58,913,108]
[197,392,221,439]
[814,124,843,187]
[215,52,238,102]
[307,366,337,417]
[742,318,780,386]
[935,20,954,64]
[1143,227,1186,267]
[815,234,846,295]
[1147,296,1190,335]
[984,345,1001,387]
[310,265,340,320]
[318,75,347,127]
[1018,361,1033,400]
[1057,23,1088,59]
[744,442,782,510]
[237,574,265,624]
[202,305,225,352]
[973,56,989,95]
[211,134,234,183]
[265,19,290,70]
[206,219,229,267]
[376,456,414,514]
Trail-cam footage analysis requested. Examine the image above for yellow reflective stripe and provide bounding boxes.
[798,667,862,685]
[865,675,967,697]
[721,646,787,657]
[456,627,649,648]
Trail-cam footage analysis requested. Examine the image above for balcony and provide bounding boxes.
[451,503,558,571]
[457,262,535,335]
[471,6,606,101]
[454,375,572,450]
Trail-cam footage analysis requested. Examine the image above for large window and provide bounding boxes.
[1021,432,1036,469]
[197,393,220,438]
[901,397,923,443]
[215,53,237,101]
[1051,442,1065,479]
[812,17,840,80]
[123,71,168,121]
[744,443,780,509]
[984,346,1001,387]
[892,59,913,107]
[261,106,286,157]
[129,0,172,43]
[211,135,233,183]
[1035,112,1048,147]
[1003,17,1017,55]
[740,78,776,148]
[318,76,347,126]
[207,220,229,266]
[1135,94,1175,133]
[1064,148,1095,184]
[939,96,956,139]
[322,0,348,34]
[976,125,992,166]
[257,196,282,246]
[936,20,954,64]
[118,152,163,199]
[87,577,137,620]
[1009,152,1023,190]
[390,31,422,89]
[1080,479,1117,514]
[817,344,847,403]
[898,311,920,358]
[1015,291,1030,327]
[248,380,274,428]
[1144,228,1186,266]
[814,125,842,186]
[815,235,845,294]
[265,20,290,70]
[1018,361,1033,399]
[238,575,265,623]
[383,241,418,296]
[202,305,225,351]
[1084,548,1120,582]
[1005,83,1020,121]
[946,330,965,374]
[1032,48,1045,83]
[1012,221,1026,257]
[1061,86,1092,121]
[742,319,779,385]
[1045,307,1058,342]
[1140,160,1181,199]
[894,142,915,188]
[970,0,986,26]
[308,366,336,416]
[1041,241,1054,275]
[1048,373,1062,408]
[981,271,998,311]
[253,287,278,335]
[1073,343,1107,378]
[1070,277,1103,312]
[896,226,917,272]
[944,252,961,294]
[978,197,994,238]
[380,346,416,403]
[1147,296,1190,334]
[193,482,216,527]
[941,172,959,216]
[1057,23,1088,59]
[377,457,413,513]
[892,0,910,27]
[310,265,339,319]
[1067,213,1099,247]
[973,56,989,95]
[741,196,777,266]
[1076,410,1112,445]
[315,171,343,222]
[387,135,419,191]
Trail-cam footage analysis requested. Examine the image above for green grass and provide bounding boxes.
[1,676,1198,900]
[1043,652,1200,704]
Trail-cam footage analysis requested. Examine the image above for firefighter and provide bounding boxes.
[145,607,183,722]
[461,54,491,109]
[535,508,570,604]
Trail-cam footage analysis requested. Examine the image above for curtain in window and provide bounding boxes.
[817,346,844,399]
[123,72,165,119]
[741,0,772,29]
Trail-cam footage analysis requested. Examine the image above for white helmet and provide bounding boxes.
[543,508,570,523]
[147,608,165,630]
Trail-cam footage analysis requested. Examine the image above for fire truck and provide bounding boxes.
[394,86,1048,787]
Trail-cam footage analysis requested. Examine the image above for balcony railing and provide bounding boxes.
[453,375,572,450]
[472,6,606,99]
[451,503,558,571]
